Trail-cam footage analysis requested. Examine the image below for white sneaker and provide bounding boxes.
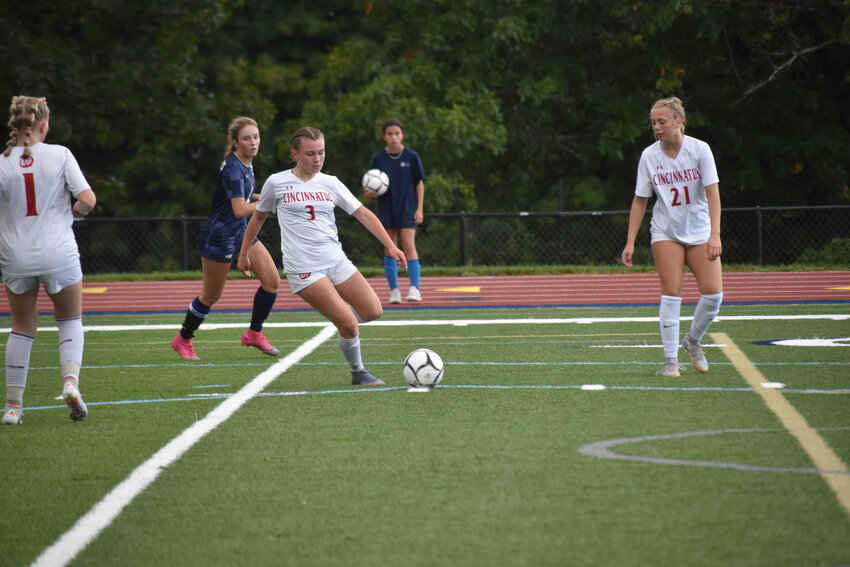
[407,286,422,302]
[389,288,402,304]
[2,408,22,425]
[63,382,88,422]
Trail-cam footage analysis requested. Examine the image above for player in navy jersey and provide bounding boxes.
[238,126,406,386]
[364,118,425,303]
[171,117,281,361]
[622,97,723,377]
[1,96,96,424]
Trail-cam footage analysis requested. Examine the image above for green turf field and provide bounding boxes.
[2,303,849,566]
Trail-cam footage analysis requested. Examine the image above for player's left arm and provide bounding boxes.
[72,188,96,216]
[414,180,424,224]
[352,205,407,268]
[704,183,722,261]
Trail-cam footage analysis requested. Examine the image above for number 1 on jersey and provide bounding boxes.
[23,172,37,216]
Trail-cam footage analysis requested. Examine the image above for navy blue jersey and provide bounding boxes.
[369,147,425,229]
[198,153,255,262]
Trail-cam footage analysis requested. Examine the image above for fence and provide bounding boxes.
[72,206,850,274]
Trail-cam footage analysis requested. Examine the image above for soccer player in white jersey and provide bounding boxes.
[0,96,97,424]
[621,96,723,377]
[237,127,406,386]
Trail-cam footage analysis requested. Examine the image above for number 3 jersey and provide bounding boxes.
[634,135,719,245]
[0,143,91,277]
[256,170,362,275]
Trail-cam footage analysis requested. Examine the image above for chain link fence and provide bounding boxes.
[73,206,850,275]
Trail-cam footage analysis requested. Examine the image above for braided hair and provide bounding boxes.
[4,96,49,157]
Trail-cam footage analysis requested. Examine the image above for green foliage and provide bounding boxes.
[796,237,850,265]
[2,0,848,218]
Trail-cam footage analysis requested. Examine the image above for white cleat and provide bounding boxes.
[682,334,709,373]
[2,408,22,425]
[63,382,88,422]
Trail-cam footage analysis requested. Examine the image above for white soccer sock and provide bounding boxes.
[57,316,85,379]
[6,332,34,405]
[689,293,723,342]
[659,295,683,359]
[338,334,364,372]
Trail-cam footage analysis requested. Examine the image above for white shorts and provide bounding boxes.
[2,264,83,295]
[650,224,709,246]
[285,258,358,294]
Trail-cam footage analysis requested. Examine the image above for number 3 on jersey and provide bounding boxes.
[23,172,37,216]
[670,185,691,207]
[305,205,316,221]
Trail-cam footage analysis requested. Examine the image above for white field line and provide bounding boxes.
[30,324,337,567]
[3,313,848,334]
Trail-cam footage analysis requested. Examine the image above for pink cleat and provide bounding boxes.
[241,329,280,356]
[171,334,200,360]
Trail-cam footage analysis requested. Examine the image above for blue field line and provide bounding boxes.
[21,382,850,413]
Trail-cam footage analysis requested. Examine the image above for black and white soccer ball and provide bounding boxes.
[402,348,444,388]
[362,168,389,196]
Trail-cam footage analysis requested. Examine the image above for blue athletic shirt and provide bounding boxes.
[369,147,425,229]
[198,153,255,262]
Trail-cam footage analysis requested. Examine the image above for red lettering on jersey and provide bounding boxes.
[19,156,33,168]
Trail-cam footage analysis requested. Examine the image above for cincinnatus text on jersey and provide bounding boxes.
[279,189,335,203]
[652,167,702,187]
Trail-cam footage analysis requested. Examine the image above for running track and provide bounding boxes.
[1,271,848,315]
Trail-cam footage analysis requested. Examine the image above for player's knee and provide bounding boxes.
[359,303,383,322]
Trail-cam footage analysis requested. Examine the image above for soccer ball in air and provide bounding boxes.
[402,348,444,388]
[362,168,389,196]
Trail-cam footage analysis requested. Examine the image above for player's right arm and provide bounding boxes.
[237,210,268,276]
[621,195,649,267]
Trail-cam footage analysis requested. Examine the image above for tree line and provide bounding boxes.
[3,0,848,218]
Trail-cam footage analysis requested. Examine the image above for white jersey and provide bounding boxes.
[257,169,363,274]
[635,135,719,245]
[0,143,91,277]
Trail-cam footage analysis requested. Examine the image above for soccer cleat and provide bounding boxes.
[241,329,280,356]
[406,286,422,302]
[2,408,22,425]
[351,369,385,386]
[62,382,88,422]
[682,334,709,373]
[656,361,685,377]
[388,288,402,304]
[172,334,200,360]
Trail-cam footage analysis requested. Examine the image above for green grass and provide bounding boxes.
[2,304,849,566]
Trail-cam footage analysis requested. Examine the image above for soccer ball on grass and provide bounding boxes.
[362,168,389,196]
[402,348,444,388]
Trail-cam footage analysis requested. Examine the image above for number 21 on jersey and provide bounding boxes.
[670,185,691,207]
